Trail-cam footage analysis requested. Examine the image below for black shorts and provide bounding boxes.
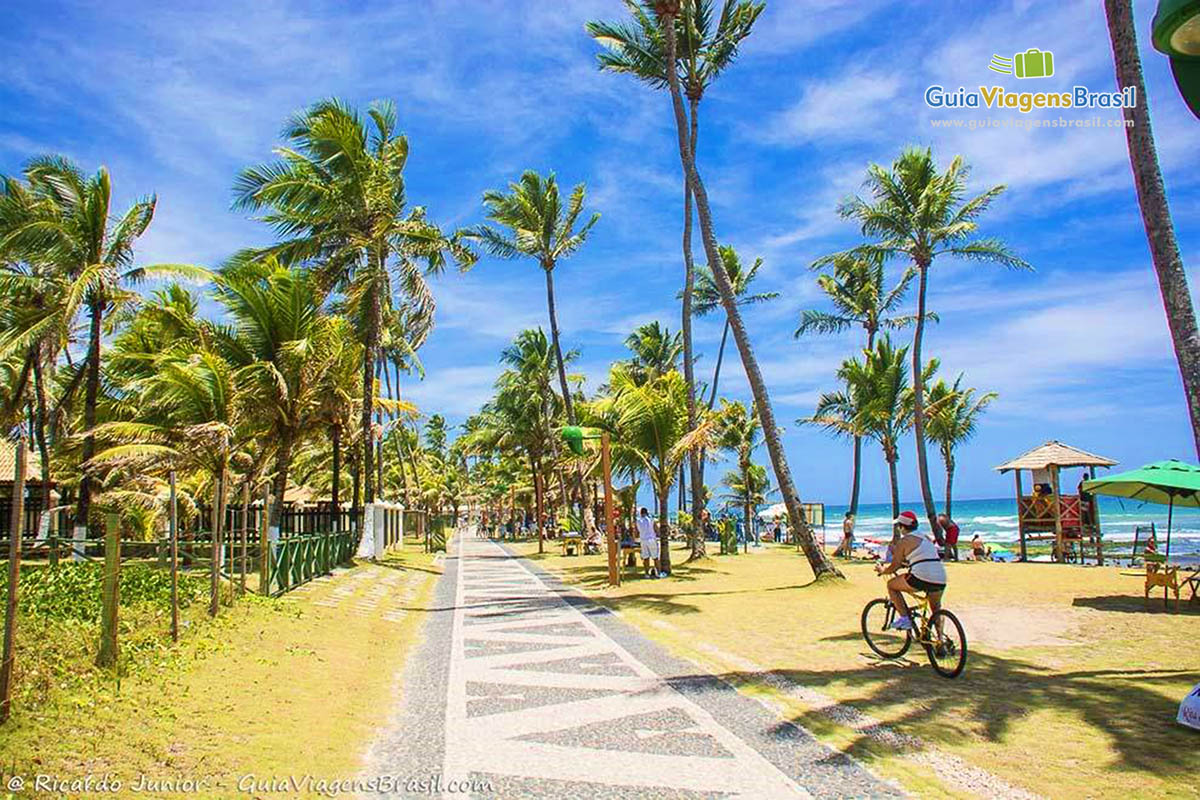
[907,574,945,594]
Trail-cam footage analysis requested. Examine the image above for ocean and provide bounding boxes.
[816,496,1200,563]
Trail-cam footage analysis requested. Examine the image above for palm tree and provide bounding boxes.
[806,336,914,518]
[623,321,683,384]
[1103,0,1200,458]
[839,147,1028,542]
[926,375,996,517]
[715,399,762,553]
[612,1,838,578]
[589,1,764,549]
[593,365,692,573]
[211,257,338,533]
[466,171,597,428]
[797,249,919,517]
[0,157,200,544]
[692,245,779,409]
[234,99,475,506]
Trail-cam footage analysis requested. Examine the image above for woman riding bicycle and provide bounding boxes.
[874,510,947,631]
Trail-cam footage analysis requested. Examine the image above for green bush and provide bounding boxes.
[0,562,208,623]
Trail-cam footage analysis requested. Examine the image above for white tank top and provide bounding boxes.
[905,536,947,584]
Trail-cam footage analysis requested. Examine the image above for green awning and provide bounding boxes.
[1082,459,1200,507]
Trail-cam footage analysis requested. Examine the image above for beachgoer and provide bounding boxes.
[971,534,991,561]
[874,511,947,631]
[938,513,960,561]
[835,512,856,558]
[636,507,661,578]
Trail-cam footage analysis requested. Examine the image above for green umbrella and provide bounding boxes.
[1083,459,1200,560]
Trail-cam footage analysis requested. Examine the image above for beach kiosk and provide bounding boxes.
[995,441,1117,563]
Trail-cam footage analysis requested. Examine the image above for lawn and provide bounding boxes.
[0,539,440,798]
[514,539,1200,800]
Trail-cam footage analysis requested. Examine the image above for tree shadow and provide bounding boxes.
[1073,594,1200,616]
[709,649,1200,777]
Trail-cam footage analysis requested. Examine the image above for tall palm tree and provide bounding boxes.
[1104,0,1200,458]
[234,99,475,506]
[615,1,838,578]
[466,171,598,427]
[0,157,199,543]
[926,375,996,517]
[806,336,915,518]
[840,147,1027,542]
[797,249,919,517]
[715,399,762,553]
[589,1,764,548]
[692,245,779,409]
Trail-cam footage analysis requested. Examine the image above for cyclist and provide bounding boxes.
[874,510,947,631]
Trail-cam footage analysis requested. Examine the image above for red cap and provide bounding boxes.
[893,511,919,528]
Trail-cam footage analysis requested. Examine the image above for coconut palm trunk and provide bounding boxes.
[1104,0,1200,459]
[682,94,705,559]
[75,297,105,540]
[657,4,841,579]
[910,262,943,542]
[270,429,295,533]
[31,355,53,528]
[361,283,381,504]
[943,449,955,518]
[544,267,576,425]
[884,445,901,519]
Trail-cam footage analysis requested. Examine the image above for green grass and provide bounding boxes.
[517,539,1200,799]
[0,538,440,798]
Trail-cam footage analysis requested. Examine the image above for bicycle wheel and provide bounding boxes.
[923,609,967,678]
[861,598,911,659]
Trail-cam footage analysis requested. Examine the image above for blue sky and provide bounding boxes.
[3,0,1198,506]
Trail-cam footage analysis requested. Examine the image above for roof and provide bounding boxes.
[994,440,1118,473]
[0,440,48,483]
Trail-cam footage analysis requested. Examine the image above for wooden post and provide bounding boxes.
[0,433,27,722]
[1014,470,1026,562]
[602,434,618,587]
[1050,466,1064,563]
[240,481,250,596]
[260,483,271,596]
[97,512,121,667]
[209,468,223,616]
[169,470,179,642]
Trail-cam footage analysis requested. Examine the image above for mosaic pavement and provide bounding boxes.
[363,535,902,799]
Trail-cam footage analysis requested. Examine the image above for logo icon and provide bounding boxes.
[988,48,1055,79]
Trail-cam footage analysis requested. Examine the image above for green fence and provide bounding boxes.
[267,530,356,596]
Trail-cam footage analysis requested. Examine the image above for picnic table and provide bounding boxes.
[1184,566,1200,605]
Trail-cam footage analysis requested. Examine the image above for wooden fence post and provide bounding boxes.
[0,432,27,722]
[240,482,249,596]
[97,512,121,668]
[169,469,179,643]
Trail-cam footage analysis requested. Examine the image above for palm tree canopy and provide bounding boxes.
[691,244,778,316]
[465,170,599,271]
[839,146,1031,272]
[623,321,682,384]
[587,1,765,100]
[797,249,926,338]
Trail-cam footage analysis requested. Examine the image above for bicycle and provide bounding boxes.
[860,587,968,678]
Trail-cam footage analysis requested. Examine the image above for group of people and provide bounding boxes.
[834,510,990,562]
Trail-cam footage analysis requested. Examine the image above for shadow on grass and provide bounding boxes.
[714,649,1200,777]
[1073,594,1200,615]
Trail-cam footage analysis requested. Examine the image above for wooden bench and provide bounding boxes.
[620,541,640,568]
[560,535,584,556]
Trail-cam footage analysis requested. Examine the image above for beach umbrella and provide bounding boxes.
[1083,459,1200,560]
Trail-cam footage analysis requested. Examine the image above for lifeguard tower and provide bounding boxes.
[995,441,1117,563]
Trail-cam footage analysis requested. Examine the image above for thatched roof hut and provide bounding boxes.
[994,441,1117,563]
